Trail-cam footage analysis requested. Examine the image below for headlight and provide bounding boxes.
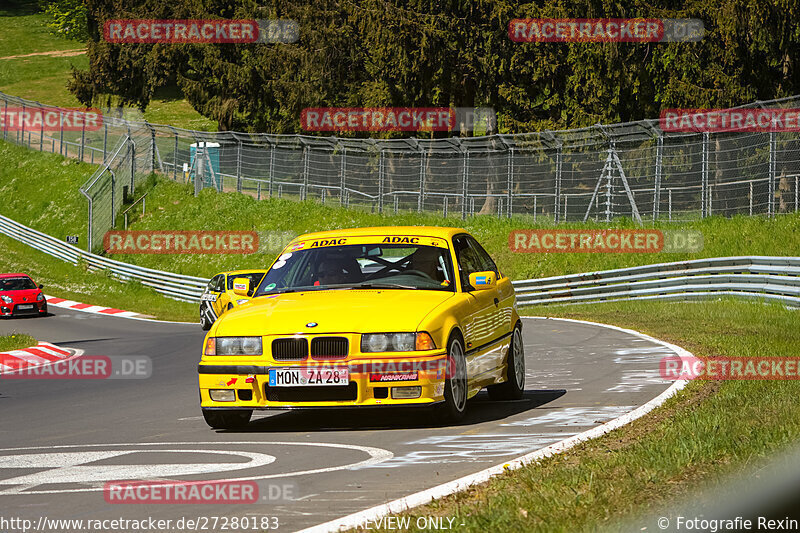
[204,337,262,356]
[361,332,435,353]
[37,293,45,302]
[0,295,12,304]
[236,299,249,305]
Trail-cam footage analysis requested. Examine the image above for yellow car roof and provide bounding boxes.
[221,269,268,277]
[290,226,468,244]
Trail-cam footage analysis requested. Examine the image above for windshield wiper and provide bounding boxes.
[353,282,419,290]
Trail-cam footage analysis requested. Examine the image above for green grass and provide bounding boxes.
[0,332,36,351]
[366,299,800,532]
[0,233,197,322]
[0,3,216,129]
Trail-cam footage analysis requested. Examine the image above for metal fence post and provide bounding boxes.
[150,124,156,173]
[59,109,64,156]
[378,149,385,213]
[20,102,26,147]
[103,122,108,163]
[554,144,563,223]
[236,138,243,193]
[130,139,136,195]
[701,132,709,217]
[461,148,469,220]
[668,189,673,221]
[507,147,514,218]
[39,106,44,152]
[769,131,776,217]
[418,150,425,212]
[79,115,85,161]
[340,146,346,205]
[169,126,178,180]
[2,98,7,141]
[653,133,663,220]
[268,141,275,198]
[302,145,309,201]
[110,170,116,227]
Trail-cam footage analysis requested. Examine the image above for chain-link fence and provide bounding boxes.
[2,91,800,253]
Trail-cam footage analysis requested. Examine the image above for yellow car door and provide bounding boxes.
[452,235,501,385]
[211,274,228,317]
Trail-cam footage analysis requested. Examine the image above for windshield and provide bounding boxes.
[254,243,455,295]
[0,277,36,291]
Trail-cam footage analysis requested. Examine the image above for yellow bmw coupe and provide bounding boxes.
[198,226,524,429]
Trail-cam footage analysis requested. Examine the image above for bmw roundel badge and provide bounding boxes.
[306,322,318,328]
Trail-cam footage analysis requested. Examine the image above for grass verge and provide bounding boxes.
[0,332,36,351]
[361,299,800,532]
[0,232,197,322]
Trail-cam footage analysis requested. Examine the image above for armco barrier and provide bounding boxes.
[512,256,800,307]
[0,214,207,302]
[1,212,797,307]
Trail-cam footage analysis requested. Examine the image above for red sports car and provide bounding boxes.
[0,273,47,317]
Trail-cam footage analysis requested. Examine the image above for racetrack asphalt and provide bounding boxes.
[0,307,677,531]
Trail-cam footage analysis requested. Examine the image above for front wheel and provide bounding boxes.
[200,309,212,331]
[202,409,252,430]
[487,323,525,400]
[436,334,468,423]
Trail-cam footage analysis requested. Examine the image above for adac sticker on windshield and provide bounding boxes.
[310,238,347,247]
[382,236,420,244]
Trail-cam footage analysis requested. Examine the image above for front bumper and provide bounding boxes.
[198,353,448,410]
[1,301,46,316]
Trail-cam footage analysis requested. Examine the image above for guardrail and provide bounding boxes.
[512,256,800,307]
[1,212,798,308]
[0,214,207,303]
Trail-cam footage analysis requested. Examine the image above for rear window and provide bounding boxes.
[0,277,36,291]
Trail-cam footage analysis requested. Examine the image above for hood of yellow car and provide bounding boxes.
[213,289,454,335]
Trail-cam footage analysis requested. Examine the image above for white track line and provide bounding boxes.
[299,316,693,533]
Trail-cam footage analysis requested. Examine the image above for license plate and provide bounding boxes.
[268,368,349,387]
[17,304,34,310]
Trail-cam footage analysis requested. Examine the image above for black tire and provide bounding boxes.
[202,409,252,430]
[436,333,468,423]
[487,323,525,401]
[200,309,212,331]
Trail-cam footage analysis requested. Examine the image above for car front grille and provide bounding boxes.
[310,337,349,360]
[271,338,309,361]
[265,382,357,402]
[12,304,39,315]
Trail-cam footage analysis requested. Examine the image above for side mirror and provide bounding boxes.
[468,271,497,291]
[38,284,44,289]
[232,278,250,297]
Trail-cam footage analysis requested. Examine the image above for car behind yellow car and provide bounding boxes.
[198,226,524,428]
[199,270,267,330]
